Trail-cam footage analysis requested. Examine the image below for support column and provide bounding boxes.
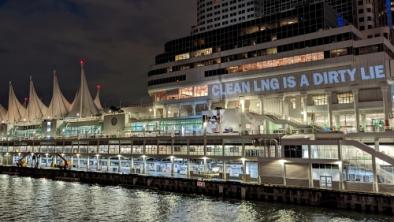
[224,99,229,109]
[96,155,100,171]
[338,143,344,190]
[118,156,121,173]
[207,100,212,111]
[223,161,227,181]
[203,158,207,173]
[87,156,90,171]
[107,158,111,172]
[242,159,247,182]
[374,138,380,152]
[327,92,333,129]
[143,156,147,174]
[258,97,264,115]
[308,162,313,188]
[353,89,360,132]
[178,104,182,117]
[164,106,169,118]
[382,85,392,131]
[77,155,80,169]
[192,104,197,116]
[240,96,245,134]
[171,156,174,177]
[282,162,287,186]
[187,159,191,178]
[372,154,379,192]
[153,106,157,118]
[301,94,308,124]
[130,157,134,173]
[70,156,73,169]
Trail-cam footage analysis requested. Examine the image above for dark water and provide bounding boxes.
[0,174,392,222]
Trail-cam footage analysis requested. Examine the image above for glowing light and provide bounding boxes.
[96,84,101,89]
[80,59,85,65]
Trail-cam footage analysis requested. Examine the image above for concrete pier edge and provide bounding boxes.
[0,166,393,215]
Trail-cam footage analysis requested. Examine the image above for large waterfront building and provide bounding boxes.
[1,1,394,194]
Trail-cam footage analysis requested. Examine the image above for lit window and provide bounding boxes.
[337,92,354,104]
[194,85,208,97]
[191,48,213,57]
[312,95,327,105]
[266,47,277,55]
[280,17,298,27]
[226,52,324,74]
[179,87,193,98]
[290,98,296,109]
[175,53,190,61]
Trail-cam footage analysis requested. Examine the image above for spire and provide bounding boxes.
[94,84,104,111]
[27,76,48,122]
[0,104,7,122]
[7,82,27,123]
[68,60,99,118]
[46,70,71,119]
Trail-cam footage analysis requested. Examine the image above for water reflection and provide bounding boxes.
[0,174,391,222]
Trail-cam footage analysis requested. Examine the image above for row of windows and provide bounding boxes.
[201,43,384,78]
[149,32,354,77]
[147,75,186,86]
[158,3,331,64]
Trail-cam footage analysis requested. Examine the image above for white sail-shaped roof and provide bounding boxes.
[7,82,27,123]
[46,71,71,119]
[94,85,104,111]
[0,104,7,122]
[68,61,99,118]
[27,77,48,122]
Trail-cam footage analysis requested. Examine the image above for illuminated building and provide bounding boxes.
[1,1,394,194]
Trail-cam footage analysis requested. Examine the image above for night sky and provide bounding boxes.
[0,0,196,107]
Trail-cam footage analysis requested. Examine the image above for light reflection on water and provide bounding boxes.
[0,174,391,222]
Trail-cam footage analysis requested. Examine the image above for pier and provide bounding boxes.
[1,165,394,215]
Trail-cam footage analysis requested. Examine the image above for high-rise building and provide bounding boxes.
[148,1,394,134]
[193,0,262,34]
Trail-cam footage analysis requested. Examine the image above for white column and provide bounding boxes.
[223,161,227,181]
[171,157,174,177]
[242,160,247,182]
[207,100,212,111]
[107,158,111,172]
[258,97,264,115]
[353,89,360,132]
[96,156,100,171]
[153,107,157,118]
[192,104,197,116]
[301,94,308,124]
[327,92,333,129]
[77,155,80,169]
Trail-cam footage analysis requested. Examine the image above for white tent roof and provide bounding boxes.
[27,77,48,122]
[46,71,71,119]
[68,61,99,118]
[7,82,27,123]
[0,104,7,122]
[94,86,104,111]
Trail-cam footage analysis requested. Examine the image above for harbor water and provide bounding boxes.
[0,174,391,222]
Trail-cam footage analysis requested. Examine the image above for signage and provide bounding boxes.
[209,65,385,98]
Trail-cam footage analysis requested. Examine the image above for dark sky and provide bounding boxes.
[0,0,196,107]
